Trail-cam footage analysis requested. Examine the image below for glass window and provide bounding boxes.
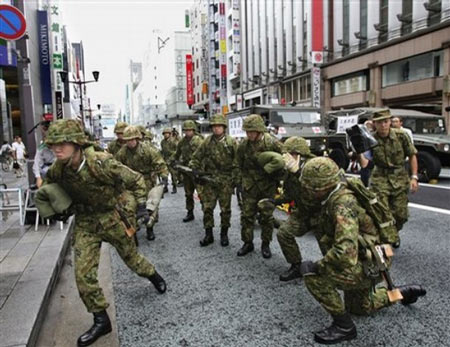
[379,0,389,43]
[360,0,368,50]
[271,111,321,124]
[401,0,413,36]
[332,71,369,96]
[428,0,442,26]
[342,0,350,56]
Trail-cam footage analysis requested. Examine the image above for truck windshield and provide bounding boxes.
[274,111,321,124]
[403,118,446,134]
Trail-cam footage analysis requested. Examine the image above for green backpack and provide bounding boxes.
[345,177,397,244]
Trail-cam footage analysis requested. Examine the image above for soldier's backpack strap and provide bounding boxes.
[83,146,115,186]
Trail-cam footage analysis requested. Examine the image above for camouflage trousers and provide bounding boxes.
[168,167,178,187]
[146,185,164,228]
[73,213,156,313]
[201,182,233,229]
[241,185,277,244]
[277,211,308,264]
[304,263,390,316]
[182,173,196,211]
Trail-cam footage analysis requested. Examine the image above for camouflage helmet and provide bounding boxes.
[210,114,227,127]
[182,120,197,131]
[45,119,88,146]
[114,121,128,134]
[300,157,342,192]
[242,114,266,132]
[122,125,142,140]
[283,136,311,156]
[162,127,172,134]
[372,109,392,122]
[144,130,153,140]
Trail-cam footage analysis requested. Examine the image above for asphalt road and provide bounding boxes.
[110,189,450,347]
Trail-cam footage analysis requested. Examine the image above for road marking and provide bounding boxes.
[409,203,450,215]
[419,183,450,190]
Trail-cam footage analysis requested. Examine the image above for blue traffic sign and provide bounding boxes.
[0,4,26,40]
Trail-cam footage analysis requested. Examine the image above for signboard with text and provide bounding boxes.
[336,116,359,134]
[37,10,52,105]
[185,54,194,106]
[311,67,321,108]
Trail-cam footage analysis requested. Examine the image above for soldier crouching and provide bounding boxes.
[43,119,167,347]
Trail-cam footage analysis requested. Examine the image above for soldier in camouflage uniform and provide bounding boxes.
[115,125,169,241]
[161,127,178,194]
[296,157,425,344]
[106,121,128,155]
[235,114,282,259]
[267,136,317,281]
[189,114,239,247]
[44,119,166,347]
[137,125,154,146]
[359,109,419,247]
[171,120,203,222]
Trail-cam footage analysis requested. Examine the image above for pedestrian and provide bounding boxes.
[171,120,203,222]
[297,157,426,345]
[358,109,419,247]
[115,125,169,241]
[189,114,239,247]
[32,120,55,187]
[43,119,166,347]
[235,114,282,259]
[160,127,178,194]
[391,116,414,144]
[12,135,27,177]
[0,140,13,156]
[106,121,128,155]
[272,136,317,281]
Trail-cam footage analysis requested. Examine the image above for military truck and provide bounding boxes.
[226,105,328,155]
[325,108,450,182]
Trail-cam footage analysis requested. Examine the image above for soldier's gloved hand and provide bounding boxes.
[283,153,300,173]
[299,261,319,276]
[136,203,150,224]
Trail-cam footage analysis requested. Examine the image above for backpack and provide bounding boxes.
[345,177,397,244]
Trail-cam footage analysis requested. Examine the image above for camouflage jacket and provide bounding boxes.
[115,141,168,191]
[45,146,147,226]
[371,128,417,189]
[160,137,178,161]
[235,133,282,191]
[189,134,239,185]
[107,139,125,156]
[171,134,203,166]
[314,185,379,277]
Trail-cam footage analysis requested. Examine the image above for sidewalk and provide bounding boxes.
[0,169,73,347]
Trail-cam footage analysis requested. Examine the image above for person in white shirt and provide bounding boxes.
[0,141,13,156]
[12,136,27,177]
[392,116,414,144]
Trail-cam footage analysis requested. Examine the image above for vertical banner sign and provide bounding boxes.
[55,91,63,119]
[186,54,194,106]
[311,0,323,64]
[37,10,52,105]
[311,67,321,108]
[219,0,228,110]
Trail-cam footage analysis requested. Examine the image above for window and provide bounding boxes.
[382,50,444,87]
[427,0,442,26]
[359,0,368,50]
[342,0,350,56]
[400,0,413,36]
[332,71,369,97]
[378,0,389,43]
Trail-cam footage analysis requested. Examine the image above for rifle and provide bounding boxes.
[116,206,136,238]
[173,164,217,186]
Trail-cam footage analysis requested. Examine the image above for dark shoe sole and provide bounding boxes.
[220,240,229,247]
[200,240,214,247]
[314,330,357,345]
[77,327,112,347]
[279,274,302,282]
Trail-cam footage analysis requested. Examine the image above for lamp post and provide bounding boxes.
[59,70,99,127]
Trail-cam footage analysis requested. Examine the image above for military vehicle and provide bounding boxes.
[325,108,450,182]
[226,105,328,155]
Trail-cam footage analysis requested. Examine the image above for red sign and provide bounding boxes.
[311,0,323,52]
[185,54,194,106]
[0,5,27,40]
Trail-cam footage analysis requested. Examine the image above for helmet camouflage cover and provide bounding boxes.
[162,127,172,134]
[122,125,142,140]
[283,136,311,156]
[114,121,128,134]
[242,114,266,132]
[45,119,88,146]
[210,114,227,127]
[183,120,197,131]
[300,157,342,192]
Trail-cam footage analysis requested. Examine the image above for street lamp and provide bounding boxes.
[59,70,100,127]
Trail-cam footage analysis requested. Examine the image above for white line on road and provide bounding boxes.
[419,183,450,190]
[409,203,450,215]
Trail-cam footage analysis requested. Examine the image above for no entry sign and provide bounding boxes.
[0,4,26,40]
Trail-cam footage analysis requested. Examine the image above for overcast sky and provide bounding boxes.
[61,0,193,113]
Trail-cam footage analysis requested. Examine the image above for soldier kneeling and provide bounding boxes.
[297,157,426,344]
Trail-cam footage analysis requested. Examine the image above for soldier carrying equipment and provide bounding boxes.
[173,164,217,186]
[346,124,378,154]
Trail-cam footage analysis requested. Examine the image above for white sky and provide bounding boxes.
[60,0,193,113]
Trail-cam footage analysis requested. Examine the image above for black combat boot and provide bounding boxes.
[237,242,254,256]
[314,312,357,345]
[148,271,167,294]
[261,241,272,259]
[220,227,229,247]
[398,285,426,305]
[200,228,214,247]
[133,234,139,247]
[183,210,194,222]
[77,310,112,347]
[146,226,155,241]
[279,263,302,281]
[163,185,169,194]
[171,186,177,194]
[273,218,281,229]
[392,239,401,248]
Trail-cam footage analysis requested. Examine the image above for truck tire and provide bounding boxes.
[329,148,350,171]
[417,151,441,182]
